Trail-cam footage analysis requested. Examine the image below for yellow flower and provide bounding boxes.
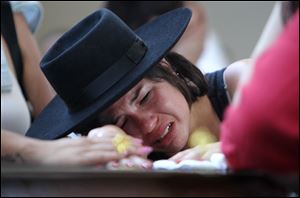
[113,133,131,154]
[188,127,217,148]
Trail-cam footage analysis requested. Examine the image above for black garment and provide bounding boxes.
[205,68,229,121]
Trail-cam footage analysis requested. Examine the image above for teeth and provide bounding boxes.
[160,123,172,139]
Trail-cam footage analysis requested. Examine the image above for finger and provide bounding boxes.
[88,125,125,139]
[118,158,132,167]
[106,161,120,170]
[116,156,151,170]
[88,126,143,144]
[87,133,149,157]
[178,151,202,161]
[128,137,143,146]
[108,158,139,170]
[82,140,141,155]
[201,150,215,161]
[79,150,127,165]
[89,133,143,149]
[88,130,116,139]
[127,145,153,157]
[169,150,189,162]
[84,142,118,152]
[89,137,119,144]
[128,155,153,169]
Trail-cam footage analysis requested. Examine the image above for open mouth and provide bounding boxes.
[155,122,174,144]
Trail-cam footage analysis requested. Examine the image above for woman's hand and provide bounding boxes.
[19,125,152,166]
[23,136,129,166]
[169,142,221,163]
[87,125,152,157]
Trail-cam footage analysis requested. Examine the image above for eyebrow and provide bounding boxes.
[130,85,142,105]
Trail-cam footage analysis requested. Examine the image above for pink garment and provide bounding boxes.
[221,11,299,174]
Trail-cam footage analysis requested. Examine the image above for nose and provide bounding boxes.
[131,111,157,135]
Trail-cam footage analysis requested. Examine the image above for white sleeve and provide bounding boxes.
[10,1,44,33]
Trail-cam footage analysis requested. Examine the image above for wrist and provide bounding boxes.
[1,130,40,163]
[19,135,44,164]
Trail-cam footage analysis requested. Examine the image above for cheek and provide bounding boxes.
[152,87,190,134]
[125,129,142,139]
[163,91,190,151]
[159,90,190,119]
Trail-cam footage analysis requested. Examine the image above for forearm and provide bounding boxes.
[14,13,55,117]
[22,32,55,116]
[1,130,37,163]
[173,1,207,64]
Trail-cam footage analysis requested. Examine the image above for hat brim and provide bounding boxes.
[26,8,191,139]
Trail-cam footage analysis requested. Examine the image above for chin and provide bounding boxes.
[154,130,189,154]
[154,144,181,155]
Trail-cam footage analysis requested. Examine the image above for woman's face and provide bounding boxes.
[99,78,191,154]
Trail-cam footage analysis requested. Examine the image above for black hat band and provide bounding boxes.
[68,36,148,111]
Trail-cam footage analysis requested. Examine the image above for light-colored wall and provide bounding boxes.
[201,1,276,61]
[37,1,102,54]
[36,1,276,62]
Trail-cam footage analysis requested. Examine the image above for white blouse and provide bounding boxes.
[1,43,31,135]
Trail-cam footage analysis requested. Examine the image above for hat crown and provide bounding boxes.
[41,9,139,109]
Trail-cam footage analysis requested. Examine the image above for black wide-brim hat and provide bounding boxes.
[26,8,191,139]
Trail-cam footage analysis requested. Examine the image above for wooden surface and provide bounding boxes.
[1,161,298,197]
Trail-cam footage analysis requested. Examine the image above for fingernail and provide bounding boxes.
[133,138,143,144]
[142,163,152,169]
[138,146,153,154]
[111,161,119,167]
[126,162,134,168]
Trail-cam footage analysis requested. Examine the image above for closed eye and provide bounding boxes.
[140,91,151,105]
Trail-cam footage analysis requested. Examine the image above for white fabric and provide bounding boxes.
[67,132,82,139]
[1,45,13,92]
[10,1,44,33]
[1,44,31,135]
[196,30,230,74]
[153,153,228,173]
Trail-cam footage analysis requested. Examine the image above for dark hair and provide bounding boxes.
[106,1,183,29]
[145,52,208,107]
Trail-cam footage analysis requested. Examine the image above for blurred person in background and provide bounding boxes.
[106,1,207,66]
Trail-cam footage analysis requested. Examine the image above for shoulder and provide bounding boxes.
[10,1,44,33]
[223,59,252,99]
